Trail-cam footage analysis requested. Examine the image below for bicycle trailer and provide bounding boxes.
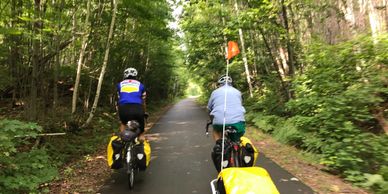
[210,167,279,194]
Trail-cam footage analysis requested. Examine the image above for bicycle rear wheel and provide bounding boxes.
[128,167,135,189]
[126,145,135,189]
[231,146,240,167]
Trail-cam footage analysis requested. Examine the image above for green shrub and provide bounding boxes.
[272,119,303,146]
[247,34,388,193]
[246,112,283,133]
[0,119,58,193]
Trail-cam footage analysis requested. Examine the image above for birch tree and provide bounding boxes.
[83,0,117,128]
[234,0,253,97]
[72,0,91,114]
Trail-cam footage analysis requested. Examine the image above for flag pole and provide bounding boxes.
[220,0,229,170]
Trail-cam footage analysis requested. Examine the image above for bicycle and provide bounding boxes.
[119,113,149,189]
[119,121,141,189]
[206,121,256,194]
[206,120,243,172]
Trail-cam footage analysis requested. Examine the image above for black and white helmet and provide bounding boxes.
[217,75,232,85]
[123,67,138,78]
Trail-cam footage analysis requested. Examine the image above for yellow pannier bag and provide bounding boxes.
[107,135,124,169]
[144,139,151,167]
[240,136,259,166]
[133,139,151,170]
[218,167,279,194]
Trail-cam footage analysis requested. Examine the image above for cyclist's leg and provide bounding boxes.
[137,116,145,141]
[128,104,145,140]
[212,124,223,141]
[118,104,131,132]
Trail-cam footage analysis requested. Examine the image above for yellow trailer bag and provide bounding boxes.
[217,167,279,194]
[107,135,124,169]
[240,136,259,166]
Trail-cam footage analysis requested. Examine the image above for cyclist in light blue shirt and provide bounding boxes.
[207,75,246,142]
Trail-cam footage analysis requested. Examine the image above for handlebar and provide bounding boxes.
[205,120,238,137]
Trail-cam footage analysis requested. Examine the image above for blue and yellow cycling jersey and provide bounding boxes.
[117,79,145,105]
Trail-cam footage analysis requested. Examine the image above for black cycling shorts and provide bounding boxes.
[118,103,145,132]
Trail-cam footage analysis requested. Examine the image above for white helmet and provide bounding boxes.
[123,67,138,78]
[217,75,232,85]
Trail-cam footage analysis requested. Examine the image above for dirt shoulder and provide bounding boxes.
[246,127,370,194]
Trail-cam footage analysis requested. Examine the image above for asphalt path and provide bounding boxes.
[99,98,315,194]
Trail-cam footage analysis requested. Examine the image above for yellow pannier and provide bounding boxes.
[107,135,124,169]
[144,139,151,167]
[240,136,259,166]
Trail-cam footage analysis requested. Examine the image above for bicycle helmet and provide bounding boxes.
[217,75,232,85]
[123,67,138,79]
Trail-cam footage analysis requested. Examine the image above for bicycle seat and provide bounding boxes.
[225,126,238,134]
[127,120,140,130]
[120,127,141,142]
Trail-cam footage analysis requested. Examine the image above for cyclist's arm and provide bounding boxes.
[142,91,147,113]
[207,96,214,121]
[116,92,120,112]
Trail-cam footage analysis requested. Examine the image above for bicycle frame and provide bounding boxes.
[120,121,141,189]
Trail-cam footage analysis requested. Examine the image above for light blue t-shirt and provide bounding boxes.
[207,84,246,125]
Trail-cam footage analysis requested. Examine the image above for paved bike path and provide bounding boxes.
[99,98,315,194]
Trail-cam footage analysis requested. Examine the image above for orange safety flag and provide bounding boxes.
[227,41,240,60]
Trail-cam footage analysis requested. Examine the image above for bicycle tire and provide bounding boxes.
[125,144,135,189]
[128,167,135,189]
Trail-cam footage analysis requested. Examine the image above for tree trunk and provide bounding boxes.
[367,0,386,40]
[53,0,64,111]
[9,0,23,103]
[234,0,253,97]
[29,0,42,120]
[82,0,117,128]
[258,27,290,101]
[84,50,94,112]
[249,30,258,78]
[72,0,91,114]
[71,0,77,66]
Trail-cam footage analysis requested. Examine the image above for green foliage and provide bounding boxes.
[246,112,303,145]
[362,166,388,194]
[181,0,387,193]
[246,112,282,133]
[272,119,303,145]
[247,35,388,193]
[186,81,202,97]
[0,119,58,193]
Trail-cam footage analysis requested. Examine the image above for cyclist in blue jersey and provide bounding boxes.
[117,67,147,140]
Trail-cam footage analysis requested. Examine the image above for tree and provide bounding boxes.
[83,0,117,128]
